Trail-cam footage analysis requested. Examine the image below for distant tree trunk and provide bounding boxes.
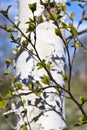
[14,0,66,130]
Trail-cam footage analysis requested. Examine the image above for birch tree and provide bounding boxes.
[13,0,66,130]
[0,0,87,130]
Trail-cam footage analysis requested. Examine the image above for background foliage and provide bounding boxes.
[0,0,87,130]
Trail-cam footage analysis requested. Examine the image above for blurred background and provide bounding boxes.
[0,0,17,129]
[0,0,87,130]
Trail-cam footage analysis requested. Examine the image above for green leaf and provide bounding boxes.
[80,96,87,103]
[40,1,48,7]
[22,125,28,130]
[55,28,62,37]
[72,40,81,48]
[37,61,45,70]
[28,3,36,12]
[70,12,76,19]
[68,22,73,28]
[7,25,15,31]
[34,90,42,96]
[15,82,22,90]
[34,85,39,91]
[41,75,50,85]
[50,11,58,20]
[5,59,12,68]
[37,15,44,24]
[21,100,26,105]
[13,48,19,53]
[46,62,52,70]
[65,38,71,46]
[26,18,35,25]
[0,94,6,109]
[21,109,27,115]
[0,100,7,109]
[22,40,28,47]
[61,22,67,29]
[5,59,11,64]
[28,83,33,90]
[5,91,13,98]
[78,116,87,122]
[33,82,42,96]
[26,23,35,32]
[57,3,66,12]
[0,5,12,16]
[70,27,78,37]
[62,73,68,81]
[62,5,66,12]
[10,76,15,82]
[9,33,15,40]
[4,70,11,75]
[68,23,78,37]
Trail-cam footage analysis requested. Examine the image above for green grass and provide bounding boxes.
[65,76,87,130]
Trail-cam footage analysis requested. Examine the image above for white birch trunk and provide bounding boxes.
[12,0,66,130]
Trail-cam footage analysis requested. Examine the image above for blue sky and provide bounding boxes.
[66,0,87,32]
[0,0,18,75]
[0,0,18,18]
[0,0,87,74]
[67,0,82,21]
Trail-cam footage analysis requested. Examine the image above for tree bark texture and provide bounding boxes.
[11,0,66,130]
